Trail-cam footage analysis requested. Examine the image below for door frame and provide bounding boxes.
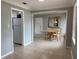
[11,7,24,51]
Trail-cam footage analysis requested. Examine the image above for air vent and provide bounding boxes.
[22,2,27,5]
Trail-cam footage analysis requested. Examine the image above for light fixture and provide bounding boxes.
[39,0,45,2]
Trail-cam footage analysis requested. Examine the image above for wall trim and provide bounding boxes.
[31,14,34,42]
[32,10,68,15]
[1,51,13,58]
[23,41,33,46]
[11,7,25,51]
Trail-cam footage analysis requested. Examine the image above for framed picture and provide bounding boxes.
[48,16,60,28]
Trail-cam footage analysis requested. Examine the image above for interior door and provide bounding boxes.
[35,17,43,35]
[12,17,23,44]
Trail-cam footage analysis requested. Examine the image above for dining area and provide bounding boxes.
[34,14,67,41]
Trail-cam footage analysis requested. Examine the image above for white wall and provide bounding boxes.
[23,11,32,45]
[59,14,66,35]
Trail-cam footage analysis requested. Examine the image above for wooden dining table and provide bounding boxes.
[42,28,61,40]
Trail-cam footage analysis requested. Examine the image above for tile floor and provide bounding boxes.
[3,38,72,59]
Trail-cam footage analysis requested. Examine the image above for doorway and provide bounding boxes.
[33,12,67,48]
[11,8,24,50]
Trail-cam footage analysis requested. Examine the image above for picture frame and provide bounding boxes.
[48,16,60,28]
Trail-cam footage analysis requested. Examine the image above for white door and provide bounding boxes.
[35,17,43,34]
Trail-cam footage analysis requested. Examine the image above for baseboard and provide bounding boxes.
[71,49,73,59]
[23,41,33,46]
[1,51,13,59]
[66,47,73,59]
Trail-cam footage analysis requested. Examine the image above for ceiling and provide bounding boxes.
[2,0,75,11]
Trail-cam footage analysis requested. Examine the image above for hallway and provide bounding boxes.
[3,38,72,59]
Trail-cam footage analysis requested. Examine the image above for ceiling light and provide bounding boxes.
[39,0,45,2]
